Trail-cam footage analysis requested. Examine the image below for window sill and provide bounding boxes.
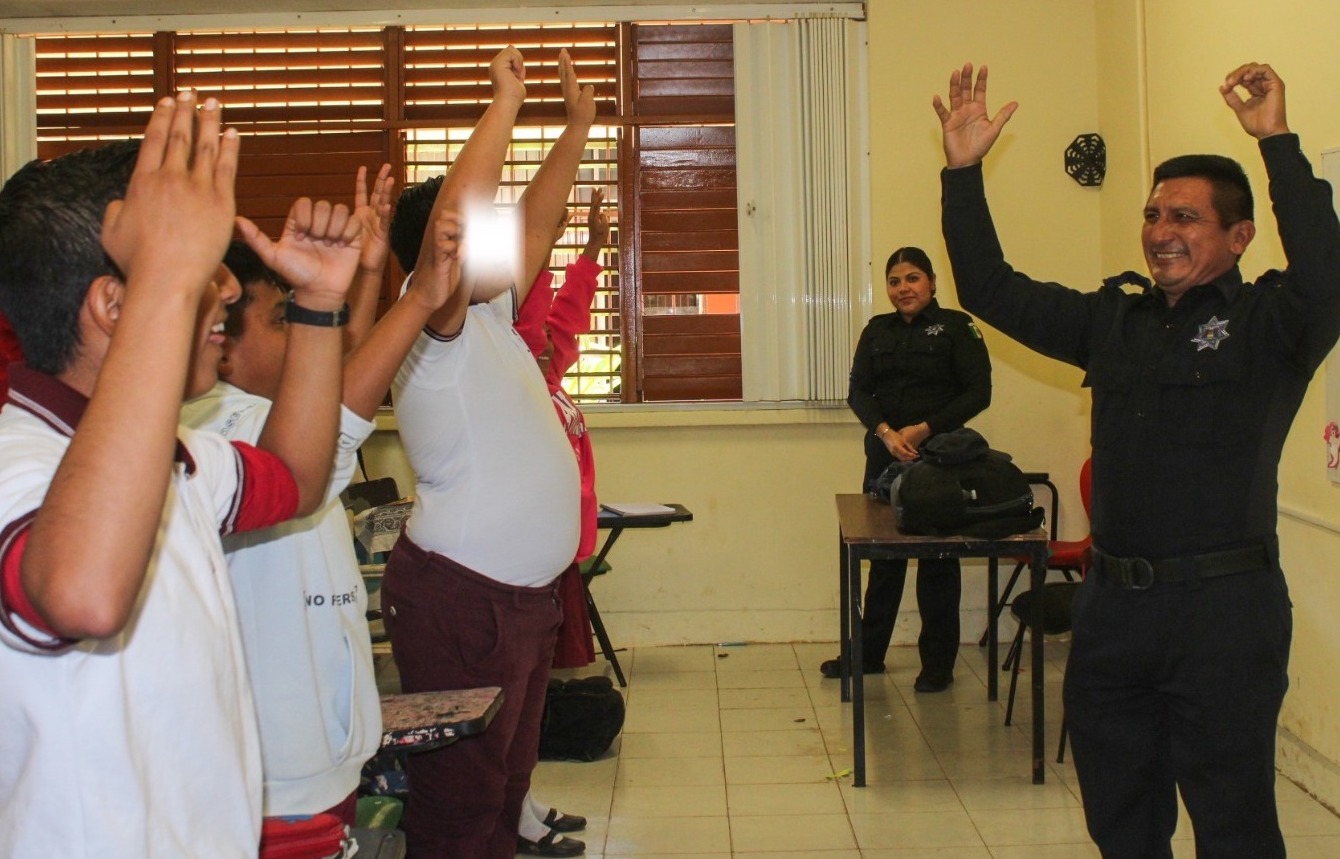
[373,401,856,431]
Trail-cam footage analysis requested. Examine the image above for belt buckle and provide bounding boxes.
[1120,557,1156,591]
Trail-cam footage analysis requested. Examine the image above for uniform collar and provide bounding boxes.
[6,363,195,471]
[893,298,946,327]
[1146,266,1244,308]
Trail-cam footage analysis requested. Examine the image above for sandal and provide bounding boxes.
[517,831,585,857]
[542,807,586,833]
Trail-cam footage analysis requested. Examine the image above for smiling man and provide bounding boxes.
[935,62,1340,858]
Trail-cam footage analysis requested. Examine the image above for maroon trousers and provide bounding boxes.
[382,536,562,859]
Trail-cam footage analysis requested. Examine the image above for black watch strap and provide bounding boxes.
[285,296,349,327]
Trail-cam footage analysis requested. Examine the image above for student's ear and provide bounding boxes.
[84,275,125,338]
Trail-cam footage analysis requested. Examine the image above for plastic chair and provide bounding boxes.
[981,457,1092,646]
[1003,580,1080,762]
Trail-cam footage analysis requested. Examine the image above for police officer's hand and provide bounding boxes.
[882,427,920,462]
[1220,62,1289,140]
[932,62,1018,169]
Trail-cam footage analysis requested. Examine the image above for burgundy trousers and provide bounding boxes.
[382,536,562,859]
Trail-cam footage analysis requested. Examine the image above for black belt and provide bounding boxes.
[1090,538,1277,590]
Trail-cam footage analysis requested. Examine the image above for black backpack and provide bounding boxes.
[887,429,1045,539]
[538,676,626,762]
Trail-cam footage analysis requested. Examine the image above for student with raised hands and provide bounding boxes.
[180,185,460,852]
[381,46,594,859]
[0,92,357,858]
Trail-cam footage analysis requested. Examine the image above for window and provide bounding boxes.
[33,20,740,404]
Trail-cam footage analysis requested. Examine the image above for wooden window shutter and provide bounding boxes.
[627,23,741,401]
[402,24,624,404]
[173,29,394,241]
[35,32,160,157]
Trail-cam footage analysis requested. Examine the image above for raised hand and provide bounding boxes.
[1220,62,1289,140]
[101,91,239,295]
[353,163,395,277]
[559,47,596,127]
[932,63,1018,169]
[582,187,609,260]
[490,45,526,105]
[236,197,362,309]
[407,209,463,312]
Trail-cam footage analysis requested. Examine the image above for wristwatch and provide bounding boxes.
[285,295,349,327]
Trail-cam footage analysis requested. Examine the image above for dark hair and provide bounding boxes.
[1151,154,1253,225]
[0,140,140,374]
[388,175,444,274]
[221,241,290,339]
[885,246,936,281]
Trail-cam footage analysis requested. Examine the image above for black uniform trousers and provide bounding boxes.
[1064,554,1292,859]
[859,436,961,675]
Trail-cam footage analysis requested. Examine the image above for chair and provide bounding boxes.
[981,457,1092,646]
[1003,579,1081,762]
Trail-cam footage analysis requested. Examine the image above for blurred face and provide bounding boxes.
[219,281,288,401]
[885,261,935,321]
[186,263,242,399]
[1142,177,1253,305]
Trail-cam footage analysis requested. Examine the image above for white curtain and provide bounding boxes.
[735,15,869,403]
[0,34,36,181]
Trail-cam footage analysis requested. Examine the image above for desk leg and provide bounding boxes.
[987,557,999,702]
[838,530,850,703]
[1030,547,1047,784]
[849,546,866,788]
[586,528,626,688]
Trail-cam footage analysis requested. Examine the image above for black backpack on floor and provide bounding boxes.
[887,429,1045,539]
[538,676,626,762]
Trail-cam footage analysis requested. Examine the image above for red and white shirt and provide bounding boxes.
[0,365,299,859]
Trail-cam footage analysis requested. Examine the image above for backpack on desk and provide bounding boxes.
[887,429,1044,539]
[538,676,625,762]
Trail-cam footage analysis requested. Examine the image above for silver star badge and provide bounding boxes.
[925,323,945,336]
[1191,316,1230,351]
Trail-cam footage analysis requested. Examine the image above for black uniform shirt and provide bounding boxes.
[942,133,1340,558]
[847,299,992,437]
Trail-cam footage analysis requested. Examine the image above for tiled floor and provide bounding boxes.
[531,640,1340,858]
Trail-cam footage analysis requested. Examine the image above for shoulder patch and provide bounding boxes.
[967,321,983,340]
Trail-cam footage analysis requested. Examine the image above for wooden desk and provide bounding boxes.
[835,493,1050,786]
[378,686,504,754]
[589,504,694,686]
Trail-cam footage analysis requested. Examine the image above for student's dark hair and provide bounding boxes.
[388,175,444,274]
[1151,154,1254,225]
[885,246,936,281]
[0,140,140,375]
[222,241,290,339]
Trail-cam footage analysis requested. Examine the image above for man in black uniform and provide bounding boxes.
[934,61,1340,858]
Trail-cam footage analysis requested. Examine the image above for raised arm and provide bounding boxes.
[24,94,239,638]
[423,46,526,333]
[507,48,597,303]
[343,209,462,418]
[345,163,395,348]
[544,189,608,382]
[932,63,1018,169]
[235,197,361,516]
[1223,63,1340,371]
